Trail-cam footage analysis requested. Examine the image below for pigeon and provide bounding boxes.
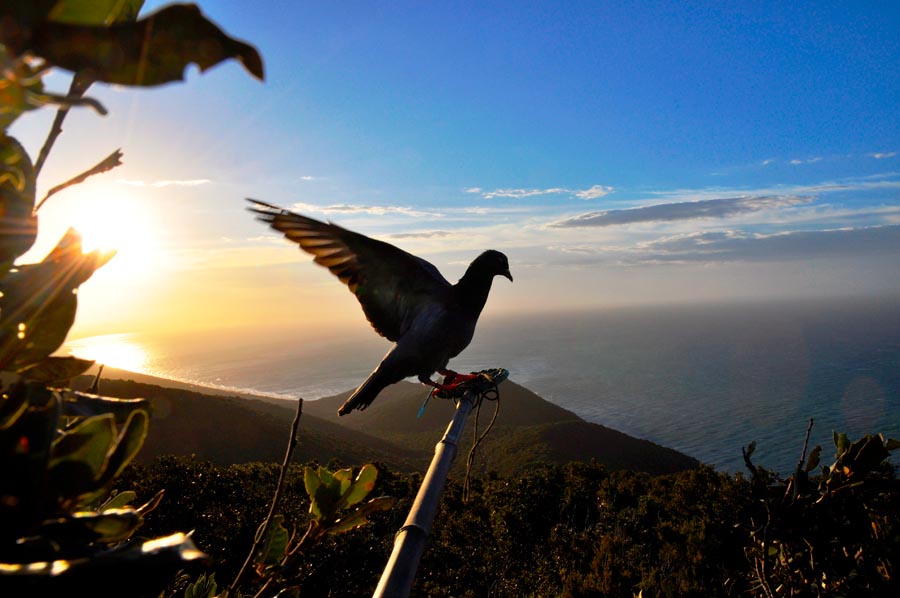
[247,198,512,416]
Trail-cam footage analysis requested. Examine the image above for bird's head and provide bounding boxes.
[475,249,513,282]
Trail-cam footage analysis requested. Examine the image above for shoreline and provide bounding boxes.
[86,365,296,403]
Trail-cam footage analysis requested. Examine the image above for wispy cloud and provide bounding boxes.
[869,152,897,160]
[466,184,614,200]
[117,178,211,187]
[575,185,615,199]
[550,195,811,228]
[628,175,900,206]
[388,230,457,239]
[473,187,568,199]
[289,201,435,218]
[790,157,823,165]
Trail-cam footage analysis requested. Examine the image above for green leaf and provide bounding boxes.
[185,573,218,598]
[333,467,354,497]
[60,390,150,424]
[304,466,322,518]
[326,496,395,535]
[50,413,116,480]
[48,0,144,25]
[846,434,889,473]
[0,228,113,371]
[254,514,289,566]
[97,409,149,484]
[0,54,46,131]
[26,4,264,87]
[0,532,209,592]
[805,445,821,472]
[74,507,142,542]
[48,413,116,500]
[35,507,142,544]
[136,489,165,516]
[18,356,95,383]
[310,468,345,522]
[834,431,850,456]
[337,464,378,511]
[100,489,136,511]
[0,135,37,267]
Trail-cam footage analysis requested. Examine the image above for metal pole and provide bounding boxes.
[373,389,477,598]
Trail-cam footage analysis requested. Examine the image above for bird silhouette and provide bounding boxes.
[247,199,512,416]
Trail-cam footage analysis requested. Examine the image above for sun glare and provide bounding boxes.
[66,333,150,373]
[64,190,165,276]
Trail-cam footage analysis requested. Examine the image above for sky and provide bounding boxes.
[10,0,900,340]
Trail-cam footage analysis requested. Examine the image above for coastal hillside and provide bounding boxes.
[74,374,698,475]
[305,379,699,474]
[71,375,420,470]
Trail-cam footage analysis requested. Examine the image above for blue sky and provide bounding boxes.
[12,1,900,336]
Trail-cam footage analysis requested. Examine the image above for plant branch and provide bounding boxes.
[230,397,304,595]
[34,149,123,212]
[88,364,104,394]
[798,418,814,468]
[33,73,97,177]
[785,418,815,502]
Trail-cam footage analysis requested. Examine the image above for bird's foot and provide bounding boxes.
[424,371,484,399]
[437,370,481,386]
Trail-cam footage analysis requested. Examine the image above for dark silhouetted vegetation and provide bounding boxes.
[118,427,899,597]
[1,1,262,595]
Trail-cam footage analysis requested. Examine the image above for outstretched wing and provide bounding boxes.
[247,199,451,341]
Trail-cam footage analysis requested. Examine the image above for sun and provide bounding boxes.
[64,188,165,279]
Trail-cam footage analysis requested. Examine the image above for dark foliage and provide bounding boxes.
[122,428,900,598]
[121,458,752,597]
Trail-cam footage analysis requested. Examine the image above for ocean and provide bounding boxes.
[65,296,900,475]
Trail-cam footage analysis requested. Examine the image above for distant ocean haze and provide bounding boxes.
[64,295,900,475]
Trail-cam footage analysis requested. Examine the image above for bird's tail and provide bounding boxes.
[338,370,390,416]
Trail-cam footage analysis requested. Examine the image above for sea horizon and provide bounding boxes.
[64,294,900,475]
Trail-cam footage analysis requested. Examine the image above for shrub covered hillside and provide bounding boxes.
[118,431,900,597]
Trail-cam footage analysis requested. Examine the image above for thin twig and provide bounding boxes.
[88,364,104,394]
[34,73,95,177]
[786,418,815,502]
[229,397,304,594]
[34,149,123,212]
[798,418,814,469]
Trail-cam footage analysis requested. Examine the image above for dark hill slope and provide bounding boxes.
[73,375,698,475]
[72,377,419,470]
[304,379,699,475]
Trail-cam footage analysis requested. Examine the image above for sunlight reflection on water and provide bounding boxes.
[66,333,151,373]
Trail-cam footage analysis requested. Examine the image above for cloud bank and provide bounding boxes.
[551,195,812,228]
[633,225,900,264]
[546,225,900,267]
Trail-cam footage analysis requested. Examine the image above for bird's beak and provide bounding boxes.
[503,269,513,282]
